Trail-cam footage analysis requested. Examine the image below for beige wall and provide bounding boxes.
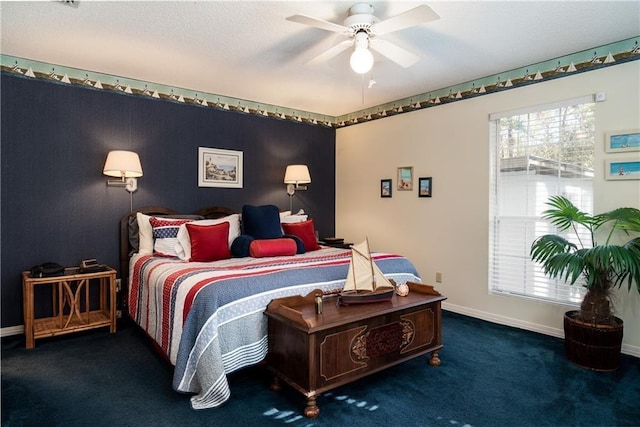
[336,61,640,355]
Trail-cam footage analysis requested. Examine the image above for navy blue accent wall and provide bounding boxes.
[1,73,335,328]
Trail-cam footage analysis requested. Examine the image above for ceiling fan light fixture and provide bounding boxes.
[288,4,439,74]
[350,46,374,74]
[350,30,374,74]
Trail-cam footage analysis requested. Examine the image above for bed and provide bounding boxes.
[120,205,421,410]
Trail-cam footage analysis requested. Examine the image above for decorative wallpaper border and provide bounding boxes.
[2,37,638,128]
[337,37,640,126]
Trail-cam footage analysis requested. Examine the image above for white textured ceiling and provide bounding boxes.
[1,1,639,117]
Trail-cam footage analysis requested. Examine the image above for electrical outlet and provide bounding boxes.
[435,272,443,283]
[116,310,122,319]
[115,278,122,292]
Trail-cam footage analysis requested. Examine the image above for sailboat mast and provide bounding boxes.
[366,237,376,290]
[350,245,359,291]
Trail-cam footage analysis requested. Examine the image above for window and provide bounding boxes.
[489,96,595,304]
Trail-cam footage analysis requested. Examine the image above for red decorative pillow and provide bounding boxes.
[249,238,297,258]
[281,219,321,252]
[186,222,231,262]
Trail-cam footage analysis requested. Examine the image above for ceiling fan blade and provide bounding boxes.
[370,39,420,68]
[308,40,353,64]
[372,4,440,35]
[286,14,350,34]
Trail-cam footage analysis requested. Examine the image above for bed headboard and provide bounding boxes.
[193,206,237,219]
[119,206,237,303]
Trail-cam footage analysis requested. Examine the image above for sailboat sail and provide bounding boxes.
[341,239,395,303]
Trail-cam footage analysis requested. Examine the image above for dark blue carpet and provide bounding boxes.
[2,311,639,426]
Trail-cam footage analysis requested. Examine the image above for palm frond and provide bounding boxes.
[542,252,585,285]
[541,195,593,232]
[530,234,577,262]
[600,207,640,232]
[620,237,640,292]
[594,206,640,244]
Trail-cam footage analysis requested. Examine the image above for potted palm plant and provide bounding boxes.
[530,195,640,371]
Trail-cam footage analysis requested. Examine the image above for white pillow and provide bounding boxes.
[279,211,292,220]
[281,214,308,223]
[175,214,241,261]
[136,212,154,255]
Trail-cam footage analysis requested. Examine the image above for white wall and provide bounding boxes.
[336,61,640,354]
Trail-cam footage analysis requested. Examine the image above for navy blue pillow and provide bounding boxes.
[242,204,283,239]
[231,235,254,257]
[284,234,306,254]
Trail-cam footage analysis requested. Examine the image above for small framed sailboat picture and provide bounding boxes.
[418,177,432,197]
[605,158,640,180]
[381,179,392,198]
[605,129,640,153]
[397,166,413,190]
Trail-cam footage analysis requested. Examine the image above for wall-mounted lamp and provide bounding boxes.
[284,164,311,211]
[103,150,143,193]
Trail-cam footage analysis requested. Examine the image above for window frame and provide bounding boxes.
[488,95,596,306]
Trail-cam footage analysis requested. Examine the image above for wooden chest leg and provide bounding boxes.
[304,396,320,419]
[269,375,281,392]
[429,350,441,366]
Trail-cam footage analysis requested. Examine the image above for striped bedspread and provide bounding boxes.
[128,246,420,410]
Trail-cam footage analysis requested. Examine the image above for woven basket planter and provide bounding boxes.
[564,310,624,372]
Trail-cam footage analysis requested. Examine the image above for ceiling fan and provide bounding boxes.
[286,3,440,74]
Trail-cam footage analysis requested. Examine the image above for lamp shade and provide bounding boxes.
[284,165,311,184]
[103,150,143,178]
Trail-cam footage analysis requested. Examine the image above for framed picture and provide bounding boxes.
[605,158,640,180]
[397,166,413,190]
[198,147,243,188]
[605,129,640,153]
[381,179,392,198]
[418,177,432,197]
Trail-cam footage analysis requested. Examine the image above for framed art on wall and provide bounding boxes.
[605,158,640,180]
[381,179,392,198]
[418,177,432,197]
[198,147,243,188]
[397,167,413,190]
[605,129,640,153]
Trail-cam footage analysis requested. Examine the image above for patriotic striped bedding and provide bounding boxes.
[128,246,420,410]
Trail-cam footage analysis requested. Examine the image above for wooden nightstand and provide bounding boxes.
[22,266,117,349]
[319,237,352,249]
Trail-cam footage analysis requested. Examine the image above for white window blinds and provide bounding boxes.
[488,96,595,304]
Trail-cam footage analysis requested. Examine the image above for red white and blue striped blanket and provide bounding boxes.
[128,246,420,409]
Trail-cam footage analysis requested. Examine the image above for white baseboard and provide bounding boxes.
[442,302,640,358]
[1,325,24,338]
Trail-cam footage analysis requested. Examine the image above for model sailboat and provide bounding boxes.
[340,238,395,304]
